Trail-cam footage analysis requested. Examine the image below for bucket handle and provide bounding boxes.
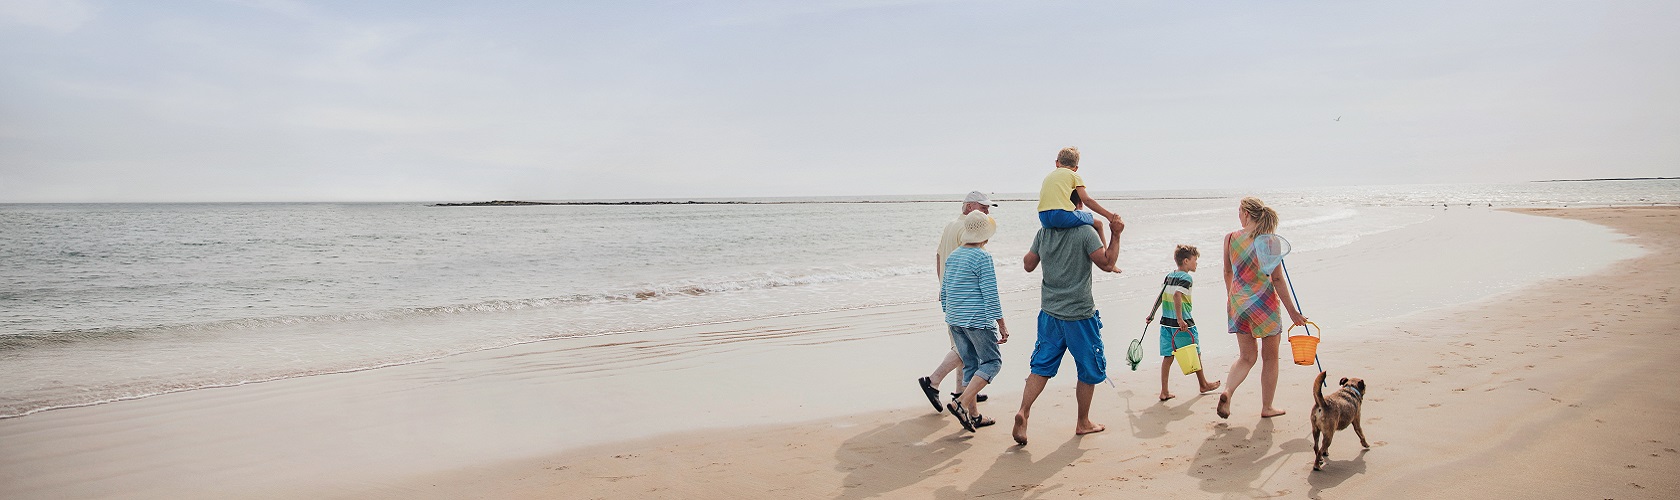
[1287,320,1320,339]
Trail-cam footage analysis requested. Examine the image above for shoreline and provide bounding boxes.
[1,207,1673,499]
[363,207,1680,499]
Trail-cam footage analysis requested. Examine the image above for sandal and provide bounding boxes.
[918,377,942,412]
[951,392,988,403]
[971,414,997,429]
[947,402,976,432]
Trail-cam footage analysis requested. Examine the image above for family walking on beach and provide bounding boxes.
[920,146,1309,445]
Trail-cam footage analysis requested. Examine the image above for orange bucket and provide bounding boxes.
[1287,321,1320,366]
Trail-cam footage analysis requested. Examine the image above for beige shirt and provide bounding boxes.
[936,216,966,282]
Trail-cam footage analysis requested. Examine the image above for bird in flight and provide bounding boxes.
[1333,116,1342,122]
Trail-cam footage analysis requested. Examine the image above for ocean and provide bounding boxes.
[1,180,1675,418]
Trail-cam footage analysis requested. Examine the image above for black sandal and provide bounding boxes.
[971,415,997,429]
[918,377,942,412]
[951,392,989,403]
[947,402,976,432]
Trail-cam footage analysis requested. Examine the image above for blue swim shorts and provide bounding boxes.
[1038,209,1095,229]
[1030,310,1107,385]
[1159,325,1201,357]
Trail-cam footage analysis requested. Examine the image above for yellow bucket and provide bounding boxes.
[1173,344,1201,374]
[1287,321,1320,366]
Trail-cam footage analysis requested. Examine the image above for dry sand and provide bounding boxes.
[372,207,1680,499]
[1,207,1673,499]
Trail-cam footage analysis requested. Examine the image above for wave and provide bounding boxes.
[0,264,932,347]
[1281,208,1359,229]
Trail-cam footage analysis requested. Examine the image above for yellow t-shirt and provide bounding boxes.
[1036,168,1084,212]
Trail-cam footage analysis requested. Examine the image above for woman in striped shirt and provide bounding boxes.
[941,211,1010,431]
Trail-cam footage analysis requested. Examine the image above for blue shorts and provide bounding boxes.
[949,325,1002,385]
[1159,325,1200,357]
[1030,310,1107,385]
[1038,209,1094,229]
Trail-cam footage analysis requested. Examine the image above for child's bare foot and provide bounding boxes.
[1216,393,1231,419]
[1012,414,1029,445]
[1199,381,1222,393]
[1075,421,1106,435]
[1260,408,1287,418]
[1158,392,1175,401]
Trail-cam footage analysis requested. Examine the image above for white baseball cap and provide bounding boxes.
[963,191,998,207]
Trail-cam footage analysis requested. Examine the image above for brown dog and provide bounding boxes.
[1311,371,1369,471]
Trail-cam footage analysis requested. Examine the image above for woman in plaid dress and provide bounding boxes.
[1216,197,1308,419]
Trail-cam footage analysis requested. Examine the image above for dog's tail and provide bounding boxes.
[1313,371,1329,410]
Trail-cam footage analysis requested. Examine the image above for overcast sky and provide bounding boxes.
[2,0,1676,203]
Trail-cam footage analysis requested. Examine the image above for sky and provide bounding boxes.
[1,0,1677,203]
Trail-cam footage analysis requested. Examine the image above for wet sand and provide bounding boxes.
[1,207,1673,499]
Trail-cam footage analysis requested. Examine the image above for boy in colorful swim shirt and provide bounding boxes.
[1038,146,1120,229]
[1146,245,1221,401]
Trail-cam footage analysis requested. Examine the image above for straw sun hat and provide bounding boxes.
[959,211,997,245]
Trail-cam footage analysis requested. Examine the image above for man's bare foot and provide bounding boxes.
[1012,414,1029,445]
[1260,408,1287,418]
[1216,393,1231,419]
[1158,393,1175,401]
[1075,422,1106,435]
[1199,381,1222,393]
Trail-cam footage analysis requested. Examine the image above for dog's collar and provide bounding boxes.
[1346,386,1362,399]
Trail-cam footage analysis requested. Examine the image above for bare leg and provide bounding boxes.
[1014,374,1050,445]
[1159,357,1175,400]
[1075,382,1105,435]
[929,349,964,392]
[1219,334,1259,418]
[959,375,991,417]
[1196,368,1221,393]
[1259,335,1285,417]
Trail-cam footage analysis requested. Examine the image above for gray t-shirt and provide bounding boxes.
[1029,226,1104,321]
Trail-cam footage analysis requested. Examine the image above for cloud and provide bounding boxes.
[0,0,95,33]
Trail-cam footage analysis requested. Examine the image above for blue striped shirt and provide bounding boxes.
[941,246,1003,329]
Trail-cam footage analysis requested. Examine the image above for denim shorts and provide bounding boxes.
[1029,310,1107,385]
[1038,209,1094,229]
[949,325,1002,385]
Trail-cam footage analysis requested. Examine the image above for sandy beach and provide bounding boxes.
[1,206,1676,499]
[372,207,1680,499]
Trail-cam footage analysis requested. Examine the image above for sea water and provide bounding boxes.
[1,180,1674,418]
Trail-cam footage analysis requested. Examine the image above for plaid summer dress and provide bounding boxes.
[1226,230,1281,338]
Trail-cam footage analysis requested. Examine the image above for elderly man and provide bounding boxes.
[917,191,997,411]
[1012,205,1124,445]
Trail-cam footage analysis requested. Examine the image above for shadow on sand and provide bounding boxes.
[832,413,971,499]
[830,412,1095,500]
[930,437,1090,500]
[1307,449,1369,499]
[1119,388,1209,440]
[1187,419,1315,498]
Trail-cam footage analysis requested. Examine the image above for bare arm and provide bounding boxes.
[1073,186,1117,222]
[1172,292,1190,331]
[1023,251,1040,273]
[1088,217,1124,273]
[1222,233,1234,295]
[1271,271,1307,326]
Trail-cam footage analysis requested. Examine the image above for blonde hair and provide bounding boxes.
[1239,197,1279,235]
[1056,147,1080,168]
